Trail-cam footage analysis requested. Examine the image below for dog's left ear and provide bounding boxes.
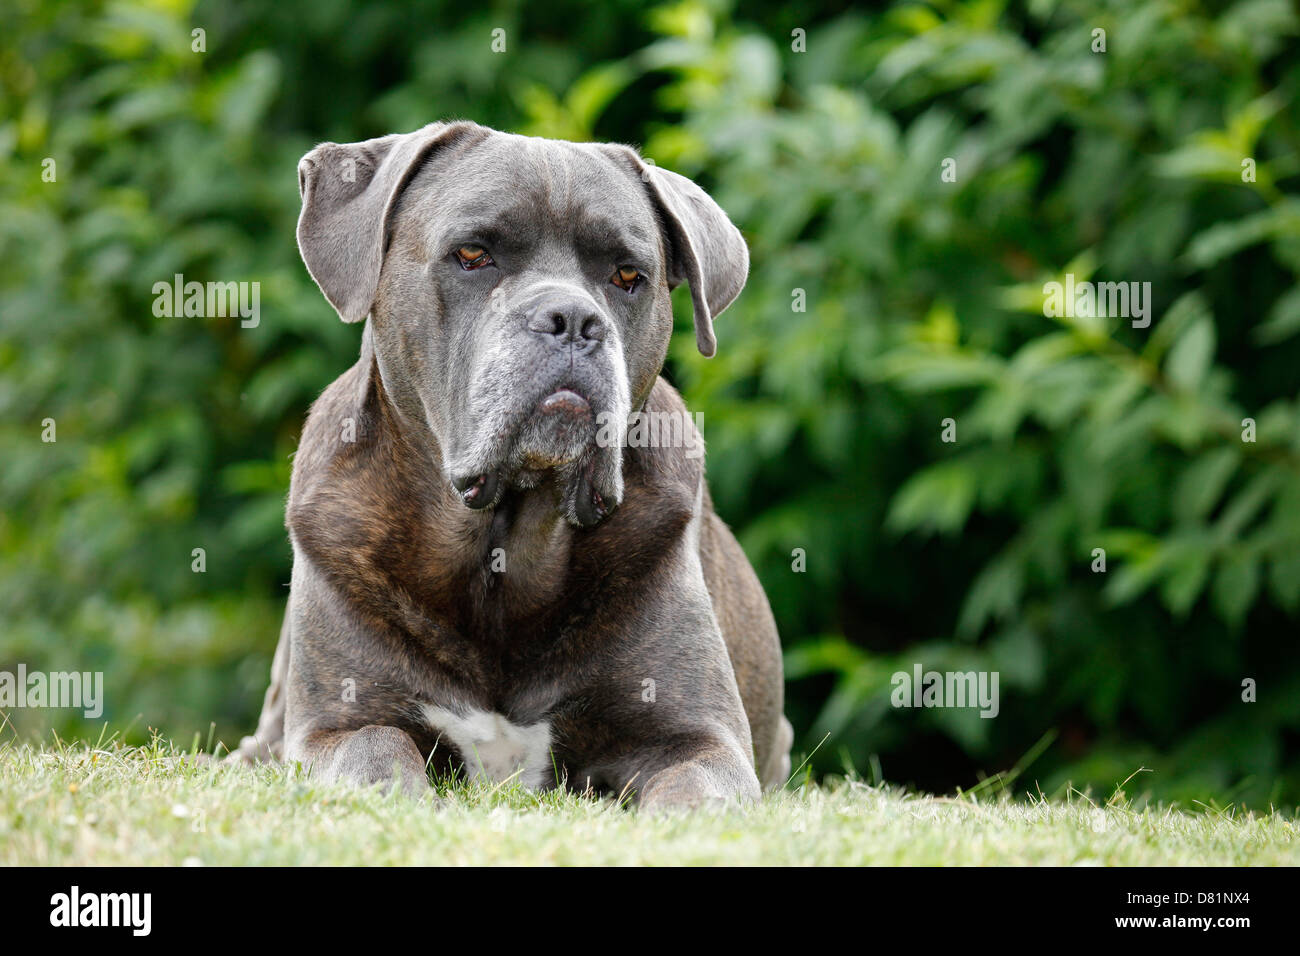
[608,149,749,357]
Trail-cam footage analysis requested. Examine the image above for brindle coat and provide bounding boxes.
[233,121,790,810]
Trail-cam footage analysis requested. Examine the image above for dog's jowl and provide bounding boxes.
[232,121,791,810]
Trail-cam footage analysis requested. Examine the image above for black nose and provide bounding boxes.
[527,296,605,350]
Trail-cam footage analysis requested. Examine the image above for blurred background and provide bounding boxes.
[2,0,1298,808]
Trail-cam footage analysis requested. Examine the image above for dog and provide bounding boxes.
[232,121,791,810]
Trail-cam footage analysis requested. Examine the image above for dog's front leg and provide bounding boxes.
[628,732,761,812]
[289,725,431,799]
[275,556,436,799]
[589,561,764,811]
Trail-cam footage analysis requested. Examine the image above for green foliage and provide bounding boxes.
[2,0,1298,808]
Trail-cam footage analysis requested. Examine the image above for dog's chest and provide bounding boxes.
[420,704,552,789]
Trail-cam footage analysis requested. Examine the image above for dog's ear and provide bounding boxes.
[296,122,471,322]
[610,149,749,357]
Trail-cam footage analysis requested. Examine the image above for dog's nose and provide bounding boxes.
[527,296,605,350]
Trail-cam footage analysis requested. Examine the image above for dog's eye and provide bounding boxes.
[456,245,493,270]
[612,266,640,291]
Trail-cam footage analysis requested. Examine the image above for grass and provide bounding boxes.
[1,738,1296,866]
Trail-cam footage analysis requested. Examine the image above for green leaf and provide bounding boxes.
[1160,549,1212,616]
[1253,286,1300,345]
[1104,563,1161,606]
[1213,549,1261,626]
[566,62,637,133]
[1143,292,1211,365]
[1267,545,1300,613]
[886,461,977,537]
[1183,200,1300,268]
[1173,447,1240,523]
[957,553,1024,637]
[1217,470,1285,539]
[783,634,869,680]
[871,348,1004,391]
[1165,315,1215,391]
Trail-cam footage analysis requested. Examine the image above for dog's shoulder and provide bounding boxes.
[626,376,705,494]
[290,359,380,503]
[286,357,444,555]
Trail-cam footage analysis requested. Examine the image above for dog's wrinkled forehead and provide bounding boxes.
[296,121,749,356]
[398,134,660,268]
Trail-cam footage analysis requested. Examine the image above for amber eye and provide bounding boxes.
[456,245,493,269]
[612,266,640,290]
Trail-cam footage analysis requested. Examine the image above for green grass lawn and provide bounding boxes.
[2,740,1296,866]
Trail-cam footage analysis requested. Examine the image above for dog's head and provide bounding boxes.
[295,121,747,527]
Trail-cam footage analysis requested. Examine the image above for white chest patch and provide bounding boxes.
[420,704,553,789]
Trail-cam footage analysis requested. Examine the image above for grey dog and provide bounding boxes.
[232,121,791,811]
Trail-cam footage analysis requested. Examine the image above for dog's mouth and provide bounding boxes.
[451,470,502,509]
[568,455,610,526]
[517,387,593,468]
[451,386,619,525]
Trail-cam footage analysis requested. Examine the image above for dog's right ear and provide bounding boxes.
[296,122,471,322]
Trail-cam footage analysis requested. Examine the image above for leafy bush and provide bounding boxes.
[2,0,1297,807]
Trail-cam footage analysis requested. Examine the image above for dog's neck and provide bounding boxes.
[354,331,581,621]
[291,335,697,642]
